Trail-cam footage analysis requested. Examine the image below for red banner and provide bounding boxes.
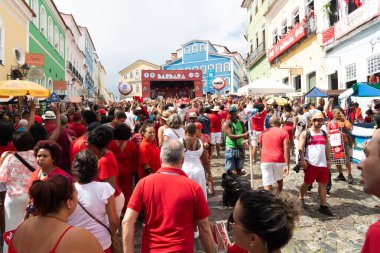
[268,22,307,63]
[25,53,44,66]
[322,27,335,45]
[53,81,67,90]
[142,70,202,81]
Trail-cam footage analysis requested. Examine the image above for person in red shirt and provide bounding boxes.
[87,125,124,217]
[184,101,199,122]
[358,136,380,252]
[259,116,289,193]
[209,106,223,158]
[138,126,161,179]
[251,98,267,163]
[55,115,76,174]
[68,112,86,137]
[122,140,215,253]
[42,111,57,134]
[108,124,137,212]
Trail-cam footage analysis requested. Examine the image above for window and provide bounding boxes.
[224,63,230,72]
[293,8,300,25]
[40,6,47,36]
[60,34,64,56]
[48,78,53,92]
[184,47,190,54]
[200,44,206,52]
[135,70,140,80]
[281,19,288,35]
[208,64,214,70]
[192,66,199,70]
[255,33,259,48]
[225,77,230,87]
[216,64,222,72]
[130,71,133,78]
[192,45,198,53]
[294,75,301,91]
[135,84,140,92]
[202,80,206,89]
[48,17,53,44]
[124,74,128,79]
[283,77,289,85]
[54,26,59,50]
[346,63,356,81]
[201,65,206,74]
[368,54,380,75]
[272,29,278,44]
[31,0,38,27]
[308,71,316,90]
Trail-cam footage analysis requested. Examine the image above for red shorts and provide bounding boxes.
[304,162,329,185]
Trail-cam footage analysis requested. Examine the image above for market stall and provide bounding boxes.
[237,77,295,96]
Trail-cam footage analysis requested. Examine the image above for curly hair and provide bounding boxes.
[167,114,182,129]
[73,150,98,184]
[237,190,300,252]
[34,140,62,164]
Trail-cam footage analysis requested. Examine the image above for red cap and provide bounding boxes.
[35,115,43,124]
[195,122,203,130]
[98,109,107,115]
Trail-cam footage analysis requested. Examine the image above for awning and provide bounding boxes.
[304,87,328,98]
[68,97,82,103]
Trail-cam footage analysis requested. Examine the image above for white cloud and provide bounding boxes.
[55,0,248,96]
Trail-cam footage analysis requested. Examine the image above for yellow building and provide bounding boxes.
[0,0,35,80]
[118,59,160,98]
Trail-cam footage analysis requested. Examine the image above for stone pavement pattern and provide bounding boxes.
[131,152,380,253]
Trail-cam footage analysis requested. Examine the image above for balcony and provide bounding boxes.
[246,43,266,68]
[67,61,84,84]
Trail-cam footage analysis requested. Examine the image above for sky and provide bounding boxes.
[54,0,248,97]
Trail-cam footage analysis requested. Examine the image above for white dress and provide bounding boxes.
[181,138,207,199]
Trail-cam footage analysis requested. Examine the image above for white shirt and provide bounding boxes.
[125,111,135,132]
[305,129,327,167]
[67,181,115,250]
[163,128,185,140]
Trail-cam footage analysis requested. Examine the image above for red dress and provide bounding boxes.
[108,140,138,209]
[138,139,161,179]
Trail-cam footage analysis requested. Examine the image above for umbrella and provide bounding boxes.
[267,97,291,106]
[0,80,50,98]
[237,77,295,95]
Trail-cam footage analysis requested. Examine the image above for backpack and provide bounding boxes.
[304,129,327,152]
[221,173,251,207]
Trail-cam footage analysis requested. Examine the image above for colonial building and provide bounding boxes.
[322,0,380,89]
[27,0,66,93]
[60,12,85,102]
[119,59,160,99]
[78,26,96,98]
[162,40,246,94]
[241,0,270,83]
[0,0,35,81]
[264,0,328,94]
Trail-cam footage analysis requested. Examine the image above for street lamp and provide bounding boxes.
[20,63,30,77]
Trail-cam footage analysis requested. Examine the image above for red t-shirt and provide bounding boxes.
[29,167,71,187]
[108,140,138,173]
[55,128,77,169]
[251,110,267,132]
[362,220,380,253]
[44,121,56,134]
[128,167,210,253]
[218,110,228,120]
[138,139,161,178]
[69,135,87,164]
[209,113,222,133]
[97,151,121,196]
[259,127,289,163]
[68,122,86,137]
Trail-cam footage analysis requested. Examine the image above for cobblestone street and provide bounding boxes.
[131,152,380,253]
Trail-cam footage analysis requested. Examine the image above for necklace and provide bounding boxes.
[39,167,55,179]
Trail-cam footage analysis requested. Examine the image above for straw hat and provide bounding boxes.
[160,111,171,121]
[211,106,220,112]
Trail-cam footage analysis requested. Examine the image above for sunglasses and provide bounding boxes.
[227,213,251,233]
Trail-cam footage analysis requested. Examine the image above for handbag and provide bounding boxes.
[78,202,121,253]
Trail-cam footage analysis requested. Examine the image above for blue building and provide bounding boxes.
[163,40,245,94]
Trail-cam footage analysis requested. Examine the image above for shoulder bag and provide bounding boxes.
[14,153,36,172]
[78,201,121,253]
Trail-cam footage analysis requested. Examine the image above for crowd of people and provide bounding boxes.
[0,94,377,252]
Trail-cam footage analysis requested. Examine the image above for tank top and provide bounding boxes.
[304,129,327,167]
[226,121,244,148]
[6,225,73,253]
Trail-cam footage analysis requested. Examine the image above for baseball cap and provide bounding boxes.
[98,109,107,115]
[34,115,43,124]
[228,106,238,113]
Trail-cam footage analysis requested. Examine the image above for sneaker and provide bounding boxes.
[334,174,346,182]
[318,206,334,216]
[326,190,330,197]
[347,174,354,184]
[308,185,313,191]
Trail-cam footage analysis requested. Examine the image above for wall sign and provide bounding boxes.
[268,22,307,63]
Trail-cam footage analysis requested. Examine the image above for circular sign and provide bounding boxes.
[212,77,226,90]
[118,82,133,95]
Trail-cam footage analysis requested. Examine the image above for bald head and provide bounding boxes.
[269,116,280,127]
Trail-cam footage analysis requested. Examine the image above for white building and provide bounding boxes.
[61,13,85,101]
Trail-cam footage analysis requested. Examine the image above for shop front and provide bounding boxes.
[141,70,203,98]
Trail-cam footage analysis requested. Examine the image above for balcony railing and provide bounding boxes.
[67,61,84,84]
[246,42,265,67]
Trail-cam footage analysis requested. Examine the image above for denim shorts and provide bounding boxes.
[225,147,244,172]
